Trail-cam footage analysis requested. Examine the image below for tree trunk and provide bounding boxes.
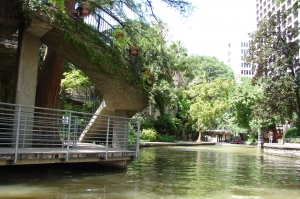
[196,129,202,143]
[35,48,65,109]
[35,0,75,109]
[196,124,204,143]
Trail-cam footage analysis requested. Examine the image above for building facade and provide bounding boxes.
[228,38,254,82]
[256,0,298,29]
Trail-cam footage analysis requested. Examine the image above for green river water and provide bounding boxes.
[0,144,299,199]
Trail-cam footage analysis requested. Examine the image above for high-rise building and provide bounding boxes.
[228,37,254,82]
[256,0,298,29]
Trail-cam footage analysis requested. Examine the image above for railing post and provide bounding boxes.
[65,112,72,162]
[123,121,127,150]
[135,119,140,158]
[14,105,22,164]
[105,116,110,160]
[74,116,78,148]
[22,112,27,148]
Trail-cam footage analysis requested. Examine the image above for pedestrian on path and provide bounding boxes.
[268,130,274,143]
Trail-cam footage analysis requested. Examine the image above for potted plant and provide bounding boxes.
[112,29,127,47]
[113,29,125,40]
[141,68,154,85]
[129,46,139,55]
[81,4,91,16]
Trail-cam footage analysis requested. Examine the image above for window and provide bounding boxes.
[241,56,244,60]
[288,17,292,25]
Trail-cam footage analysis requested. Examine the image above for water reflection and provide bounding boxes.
[0,145,299,198]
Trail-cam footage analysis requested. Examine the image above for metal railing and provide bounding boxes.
[0,34,18,46]
[0,102,140,163]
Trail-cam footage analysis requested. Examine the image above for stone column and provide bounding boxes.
[13,19,52,147]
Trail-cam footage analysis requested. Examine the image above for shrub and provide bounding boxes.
[283,127,300,138]
[157,134,175,142]
[154,115,182,135]
[140,129,157,142]
[140,119,155,130]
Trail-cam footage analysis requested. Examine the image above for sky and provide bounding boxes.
[153,0,257,63]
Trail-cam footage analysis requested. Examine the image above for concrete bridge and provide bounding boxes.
[15,1,147,117]
[0,0,147,167]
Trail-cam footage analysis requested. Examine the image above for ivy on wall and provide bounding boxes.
[22,0,149,98]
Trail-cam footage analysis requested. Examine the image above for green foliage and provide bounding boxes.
[61,69,93,93]
[140,119,155,130]
[247,1,300,125]
[49,0,65,10]
[112,28,127,46]
[23,1,145,95]
[246,132,258,142]
[140,129,158,142]
[187,78,233,129]
[157,134,176,142]
[154,114,183,135]
[229,79,260,130]
[184,55,234,85]
[283,127,300,138]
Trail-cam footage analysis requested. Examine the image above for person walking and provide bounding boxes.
[268,130,274,143]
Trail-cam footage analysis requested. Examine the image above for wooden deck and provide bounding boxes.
[0,143,136,165]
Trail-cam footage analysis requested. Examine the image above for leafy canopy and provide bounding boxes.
[247,0,300,125]
[187,78,233,130]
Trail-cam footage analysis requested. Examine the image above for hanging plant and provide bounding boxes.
[129,46,139,55]
[81,4,91,16]
[112,29,127,46]
[113,29,124,39]
[142,68,154,85]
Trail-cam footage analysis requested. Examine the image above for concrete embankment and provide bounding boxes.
[139,142,215,147]
[263,143,300,157]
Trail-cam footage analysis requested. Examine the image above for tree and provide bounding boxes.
[246,1,300,125]
[227,79,261,132]
[187,78,233,142]
[183,55,234,85]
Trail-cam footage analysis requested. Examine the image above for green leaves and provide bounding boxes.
[187,78,233,129]
[247,0,300,126]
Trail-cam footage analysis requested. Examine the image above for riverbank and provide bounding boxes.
[139,141,215,147]
[264,143,300,157]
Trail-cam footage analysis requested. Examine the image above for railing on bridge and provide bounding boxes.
[0,102,140,164]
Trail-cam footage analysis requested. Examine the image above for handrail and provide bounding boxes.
[0,102,140,164]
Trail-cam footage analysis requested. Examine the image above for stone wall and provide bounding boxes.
[264,144,300,157]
